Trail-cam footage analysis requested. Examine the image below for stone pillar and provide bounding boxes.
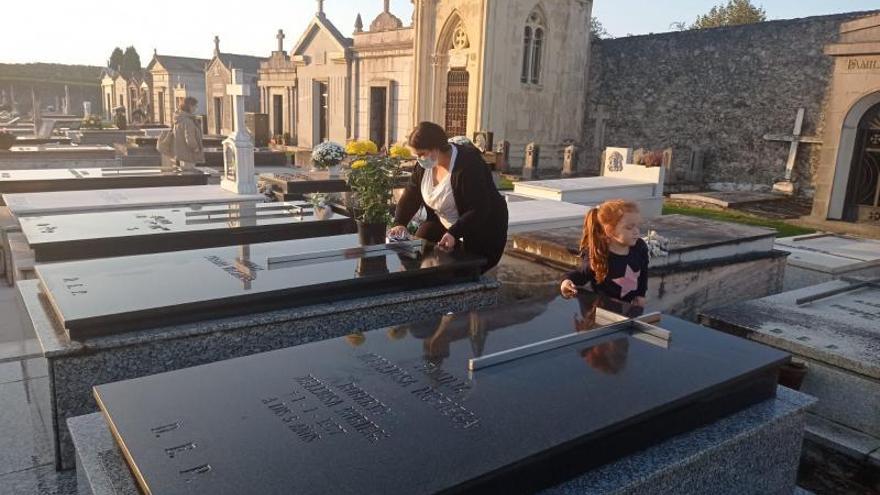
[522,142,540,180]
[563,145,579,178]
[495,140,510,173]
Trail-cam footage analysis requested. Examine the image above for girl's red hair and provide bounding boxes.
[579,199,640,284]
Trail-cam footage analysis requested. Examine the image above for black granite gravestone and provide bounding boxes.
[94,293,787,495]
[0,168,208,201]
[20,201,355,262]
[36,234,485,339]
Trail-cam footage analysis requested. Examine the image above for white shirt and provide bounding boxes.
[421,145,459,230]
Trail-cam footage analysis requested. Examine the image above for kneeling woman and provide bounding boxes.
[388,122,509,273]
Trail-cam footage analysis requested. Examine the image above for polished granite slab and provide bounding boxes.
[0,167,208,199]
[94,294,787,495]
[3,185,266,216]
[260,171,412,199]
[19,201,354,262]
[36,234,485,339]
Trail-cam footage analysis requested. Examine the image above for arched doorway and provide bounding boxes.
[432,13,472,137]
[843,102,880,222]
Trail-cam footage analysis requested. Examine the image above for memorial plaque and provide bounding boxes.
[0,167,208,200]
[94,293,787,495]
[19,201,356,262]
[36,234,484,339]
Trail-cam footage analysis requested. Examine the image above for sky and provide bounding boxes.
[1,1,878,66]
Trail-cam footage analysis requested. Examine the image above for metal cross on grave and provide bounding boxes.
[763,108,823,182]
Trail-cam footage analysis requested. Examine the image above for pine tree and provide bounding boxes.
[121,46,142,77]
[108,47,124,72]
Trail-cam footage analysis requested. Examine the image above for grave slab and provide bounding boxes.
[513,158,665,217]
[3,185,265,216]
[776,234,880,291]
[67,130,144,146]
[700,278,880,479]
[71,387,815,495]
[509,215,784,319]
[17,201,354,262]
[670,191,788,208]
[506,199,591,233]
[0,168,208,201]
[88,293,788,494]
[18,234,498,469]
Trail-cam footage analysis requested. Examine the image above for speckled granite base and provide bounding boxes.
[543,386,816,495]
[21,278,499,470]
[69,387,815,495]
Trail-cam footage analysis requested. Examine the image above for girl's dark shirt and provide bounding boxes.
[563,239,649,302]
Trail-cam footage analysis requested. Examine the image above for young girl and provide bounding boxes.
[560,199,649,307]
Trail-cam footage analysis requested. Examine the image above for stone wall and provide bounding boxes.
[584,12,877,195]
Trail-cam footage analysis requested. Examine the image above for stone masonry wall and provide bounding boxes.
[584,12,878,195]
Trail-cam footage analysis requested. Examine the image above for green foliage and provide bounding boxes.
[108,47,124,72]
[81,114,104,130]
[590,17,612,40]
[662,204,815,238]
[0,63,102,84]
[121,46,142,77]
[347,155,401,225]
[692,0,767,29]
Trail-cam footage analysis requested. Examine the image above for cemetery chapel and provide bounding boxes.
[255,0,590,171]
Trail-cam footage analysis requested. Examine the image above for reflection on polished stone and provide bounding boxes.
[93,294,787,495]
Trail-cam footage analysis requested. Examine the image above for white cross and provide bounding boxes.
[226,69,250,136]
[763,108,823,182]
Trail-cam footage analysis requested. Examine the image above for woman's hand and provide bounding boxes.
[560,279,578,299]
[438,233,456,252]
[387,225,409,240]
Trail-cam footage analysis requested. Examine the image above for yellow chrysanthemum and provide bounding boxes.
[345,140,379,156]
[362,140,378,155]
[351,159,367,170]
[389,144,412,159]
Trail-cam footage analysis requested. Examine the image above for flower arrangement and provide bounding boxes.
[80,114,104,130]
[389,143,413,160]
[347,154,401,225]
[311,141,345,169]
[448,135,473,146]
[0,131,16,151]
[306,192,337,220]
[642,230,669,258]
[345,139,378,156]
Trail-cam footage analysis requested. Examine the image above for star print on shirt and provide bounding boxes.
[612,265,641,299]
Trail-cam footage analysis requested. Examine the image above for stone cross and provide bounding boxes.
[276,29,285,52]
[563,145,579,178]
[383,0,390,12]
[221,69,257,195]
[763,108,822,182]
[214,36,221,56]
[522,142,540,180]
[317,0,324,15]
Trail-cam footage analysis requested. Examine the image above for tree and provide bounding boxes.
[591,17,612,40]
[692,0,766,29]
[121,46,142,77]
[107,47,124,72]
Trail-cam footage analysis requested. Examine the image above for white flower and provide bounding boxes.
[641,230,670,258]
[312,142,345,168]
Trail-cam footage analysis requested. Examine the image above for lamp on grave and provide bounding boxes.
[221,69,258,195]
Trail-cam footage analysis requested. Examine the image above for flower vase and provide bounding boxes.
[315,205,334,221]
[357,221,387,246]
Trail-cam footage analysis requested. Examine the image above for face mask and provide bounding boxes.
[417,154,437,170]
